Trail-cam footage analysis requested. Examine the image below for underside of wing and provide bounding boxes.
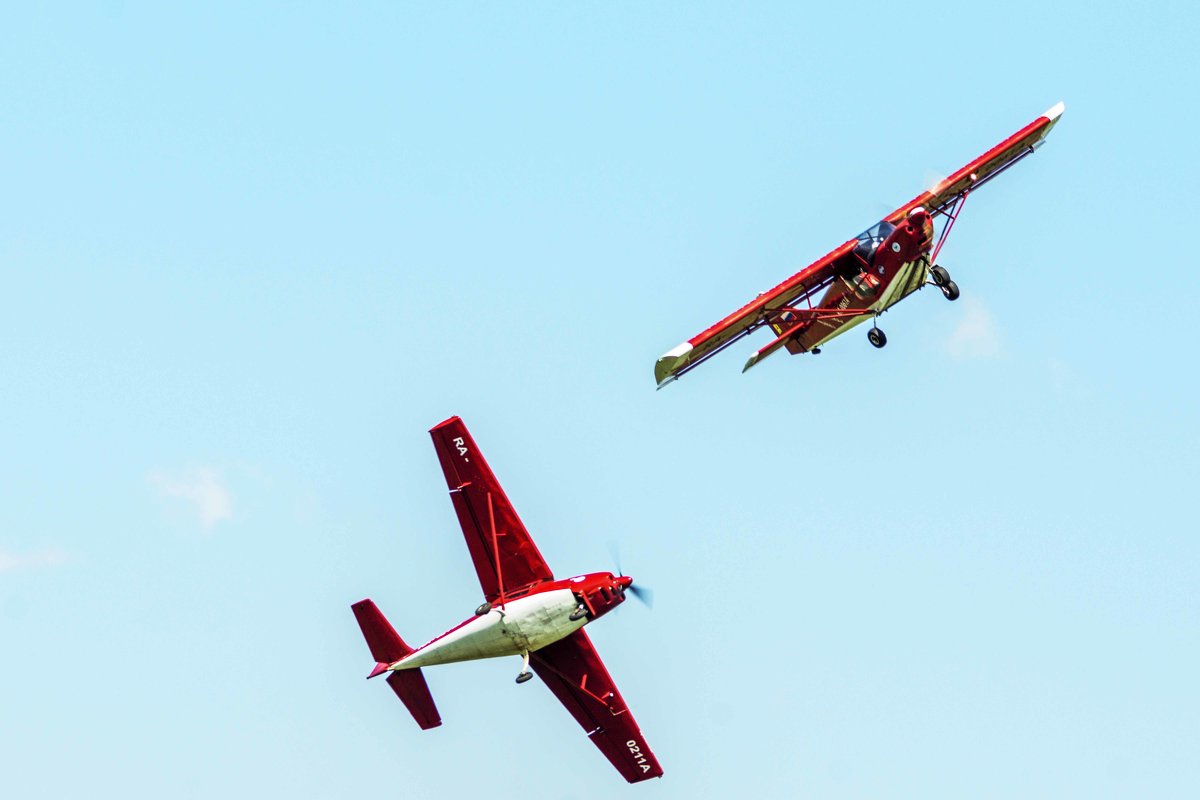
[654,241,854,386]
[530,630,663,783]
[887,101,1065,223]
[429,417,553,603]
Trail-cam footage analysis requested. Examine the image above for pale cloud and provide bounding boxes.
[149,467,233,529]
[0,547,69,573]
[946,295,1001,359]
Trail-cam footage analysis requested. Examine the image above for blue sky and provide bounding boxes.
[2,3,1197,798]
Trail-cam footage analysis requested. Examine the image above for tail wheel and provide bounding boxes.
[930,265,951,287]
[868,327,887,348]
[475,602,492,616]
[942,280,960,301]
[515,671,533,684]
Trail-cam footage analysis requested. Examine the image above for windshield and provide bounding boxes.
[853,220,895,265]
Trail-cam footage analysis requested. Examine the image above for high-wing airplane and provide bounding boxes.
[654,102,1065,387]
[351,416,663,784]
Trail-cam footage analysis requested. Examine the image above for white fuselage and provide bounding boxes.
[391,588,586,671]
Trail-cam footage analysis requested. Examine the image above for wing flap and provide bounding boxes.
[530,630,663,783]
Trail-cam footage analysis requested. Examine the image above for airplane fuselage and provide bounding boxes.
[392,588,586,670]
[387,571,632,673]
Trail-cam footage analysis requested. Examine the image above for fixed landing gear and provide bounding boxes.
[568,604,588,622]
[515,650,533,684]
[930,264,960,301]
[868,326,887,349]
[475,602,491,616]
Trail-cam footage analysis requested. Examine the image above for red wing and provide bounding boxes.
[429,417,553,603]
[530,630,663,784]
[654,241,853,385]
[886,101,1065,224]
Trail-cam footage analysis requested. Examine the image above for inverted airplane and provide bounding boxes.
[352,416,663,784]
[654,101,1065,387]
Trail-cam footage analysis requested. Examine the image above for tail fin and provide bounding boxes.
[351,599,442,730]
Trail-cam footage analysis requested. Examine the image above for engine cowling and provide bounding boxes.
[574,573,631,621]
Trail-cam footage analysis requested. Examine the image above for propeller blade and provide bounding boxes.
[628,583,654,609]
[608,541,623,576]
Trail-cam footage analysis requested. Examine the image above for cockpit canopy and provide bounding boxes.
[853,220,896,266]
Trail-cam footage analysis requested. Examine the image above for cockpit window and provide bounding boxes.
[853,220,895,265]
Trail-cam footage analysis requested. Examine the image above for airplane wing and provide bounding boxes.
[886,101,1065,224]
[530,629,664,783]
[429,416,553,603]
[654,101,1065,386]
[653,240,855,386]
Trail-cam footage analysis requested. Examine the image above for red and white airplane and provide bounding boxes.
[654,101,1065,387]
[352,416,663,784]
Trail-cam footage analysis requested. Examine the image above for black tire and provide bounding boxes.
[569,607,588,621]
[942,280,960,301]
[868,328,887,348]
[475,602,492,616]
[930,265,950,287]
[515,671,533,684]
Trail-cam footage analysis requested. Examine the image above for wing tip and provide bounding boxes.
[1043,100,1066,122]
[654,342,693,386]
[429,415,463,433]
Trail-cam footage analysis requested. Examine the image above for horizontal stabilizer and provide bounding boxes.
[387,669,442,730]
[743,318,808,373]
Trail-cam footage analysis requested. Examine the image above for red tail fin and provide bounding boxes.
[351,599,442,730]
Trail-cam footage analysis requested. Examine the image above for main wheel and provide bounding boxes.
[942,280,960,301]
[515,671,534,684]
[475,602,492,616]
[868,327,887,348]
[930,265,950,287]
[569,607,588,622]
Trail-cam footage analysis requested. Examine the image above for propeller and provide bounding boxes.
[610,542,654,609]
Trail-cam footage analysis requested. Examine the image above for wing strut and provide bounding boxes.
[487,491,506,607]
[931,189,970,264]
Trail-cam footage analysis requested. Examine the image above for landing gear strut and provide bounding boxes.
[515,650,533,684]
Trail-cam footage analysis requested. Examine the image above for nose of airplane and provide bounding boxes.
[616,575,633,591]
